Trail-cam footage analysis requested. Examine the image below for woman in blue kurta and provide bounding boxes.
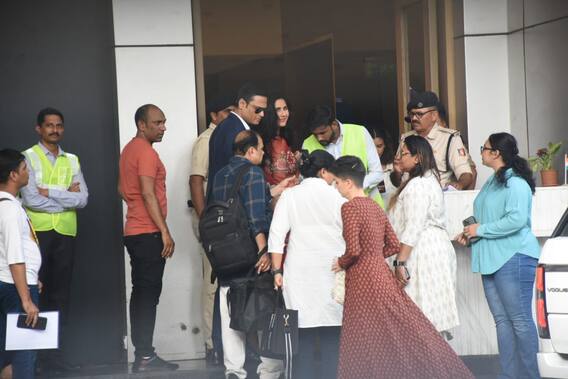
[457,132,540,379]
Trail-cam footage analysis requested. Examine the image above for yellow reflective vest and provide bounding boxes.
[303,124,385,208]
[23,144,79,237]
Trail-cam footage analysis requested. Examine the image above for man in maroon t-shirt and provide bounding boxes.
[119,104,178,373]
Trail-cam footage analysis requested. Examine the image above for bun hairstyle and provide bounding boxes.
[488,132,535,193]
[328,156,366,188]
[298,149,335,178]
[388,135,440,210]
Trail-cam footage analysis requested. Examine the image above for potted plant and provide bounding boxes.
[528,142,562,186]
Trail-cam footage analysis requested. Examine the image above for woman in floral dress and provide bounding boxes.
[388,135,460,332]
[330,156,473,379]
[258,96,299,185]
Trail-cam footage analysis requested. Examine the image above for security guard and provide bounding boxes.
[391,91,475,190]
[302,105,385,207]
[20,107,88,373]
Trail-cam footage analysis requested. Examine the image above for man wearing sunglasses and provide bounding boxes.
[206,83,268,201]
[391,90,475,191]
[203,84,268,370]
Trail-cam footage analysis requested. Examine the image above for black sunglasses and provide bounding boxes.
[249,104,267,114]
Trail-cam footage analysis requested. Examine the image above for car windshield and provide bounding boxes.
[552,207,568,238]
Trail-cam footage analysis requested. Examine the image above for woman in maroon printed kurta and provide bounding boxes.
[330,156,474,379]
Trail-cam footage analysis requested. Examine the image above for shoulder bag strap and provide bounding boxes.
[445,133,455,172]
[227,163,253,201]
[203,163,252,206]
[272,287,287,311]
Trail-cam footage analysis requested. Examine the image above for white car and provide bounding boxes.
[536,207,568,378]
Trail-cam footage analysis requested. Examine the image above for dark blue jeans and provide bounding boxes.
[482,253,540,379]
[0,281,40,379]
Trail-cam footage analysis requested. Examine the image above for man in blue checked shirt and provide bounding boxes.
[210,130,293,379]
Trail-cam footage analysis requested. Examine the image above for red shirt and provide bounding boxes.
[119,137,167,236]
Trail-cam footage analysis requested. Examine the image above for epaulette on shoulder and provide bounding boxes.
[439,127,460,135]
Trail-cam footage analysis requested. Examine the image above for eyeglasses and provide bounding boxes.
[404,109,436,123]
[480,146,495,153]
[249,103,267,114]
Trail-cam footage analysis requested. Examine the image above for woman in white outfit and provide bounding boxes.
[269,150,345,379]
[387,135,459,332]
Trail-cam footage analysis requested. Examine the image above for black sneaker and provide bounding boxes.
[205,348,222,367]
[132,354,179,373]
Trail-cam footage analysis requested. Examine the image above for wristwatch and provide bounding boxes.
[393,260,407,267]
[271,268,283,276]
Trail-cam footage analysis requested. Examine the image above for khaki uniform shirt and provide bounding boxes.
[190,123,217,184]
[398,123,473,188]
[190,123,217,233]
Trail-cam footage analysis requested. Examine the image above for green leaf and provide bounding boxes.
[548,142,562,156]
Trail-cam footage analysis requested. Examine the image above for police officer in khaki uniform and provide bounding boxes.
[391,90,475,190]
[189,96,235,366]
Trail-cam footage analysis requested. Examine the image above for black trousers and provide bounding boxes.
[124,232,166,359]
[295,326,341,379]
[36,230,75,363]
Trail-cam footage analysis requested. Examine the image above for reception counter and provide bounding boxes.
[443,185,568,355]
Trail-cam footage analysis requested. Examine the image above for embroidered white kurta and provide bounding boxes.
[268,177,346,328]
[388,172,459,331]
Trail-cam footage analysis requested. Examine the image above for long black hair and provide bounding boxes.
[388,135,440,210]
[369,127,395,164]
[488,133,535,193]
[298,150,335,178]
[258,96,295,158]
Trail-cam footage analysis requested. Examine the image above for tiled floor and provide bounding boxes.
[52,355,500,379]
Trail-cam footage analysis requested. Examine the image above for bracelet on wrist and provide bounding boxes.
[271,268,283,276]
[393,260,407,267]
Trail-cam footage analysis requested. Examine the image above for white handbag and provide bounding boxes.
[331,270,345,305]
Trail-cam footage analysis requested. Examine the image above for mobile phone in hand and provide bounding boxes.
[16,314,47,331]
[462,216,481,245]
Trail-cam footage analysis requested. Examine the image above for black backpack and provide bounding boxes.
[199,164,258,278]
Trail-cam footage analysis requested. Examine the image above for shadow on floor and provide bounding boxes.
[46,355,500,379]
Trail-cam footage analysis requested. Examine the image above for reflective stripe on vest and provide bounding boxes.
[303,124,368,168]
[303,124,384,208]
[23,145,79,236]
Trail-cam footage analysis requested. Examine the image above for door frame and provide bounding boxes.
[394,0,439,133]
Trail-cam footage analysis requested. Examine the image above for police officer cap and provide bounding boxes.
[206,95,234,114]
[406,89,440,111]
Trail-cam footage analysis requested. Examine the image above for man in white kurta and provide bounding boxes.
[268,175,346,378]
